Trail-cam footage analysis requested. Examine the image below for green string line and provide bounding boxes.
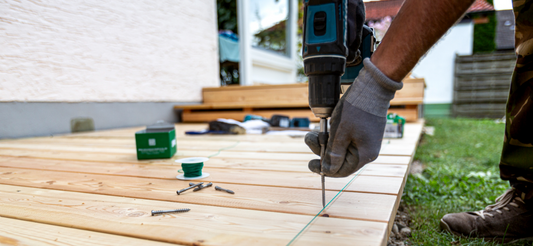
[181,162,204,177]
[177,141,240,176]
[207,141,241,158]
[286,165,368,246]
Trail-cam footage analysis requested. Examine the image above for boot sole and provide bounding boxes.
[439,219,533,244]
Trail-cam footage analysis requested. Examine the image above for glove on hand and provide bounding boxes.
[305,59,403,177]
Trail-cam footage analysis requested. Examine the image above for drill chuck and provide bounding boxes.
[305,55,343,118]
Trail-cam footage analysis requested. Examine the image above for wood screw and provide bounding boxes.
[151,208,190,216]
[177,182,203,195]
[215,186,234,194]
[193,182,213,192]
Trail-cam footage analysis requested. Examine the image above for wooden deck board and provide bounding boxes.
[0,216,179,246]
[0,184,387,246]
[0,120,424,245]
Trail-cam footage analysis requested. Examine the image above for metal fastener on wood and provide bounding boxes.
[177,182,203,195]
[151,208,190,216]
[193,182,213,192]
[215,186,234,194]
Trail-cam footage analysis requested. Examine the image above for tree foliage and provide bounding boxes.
[473,13,497,53]
[217,0,238,34]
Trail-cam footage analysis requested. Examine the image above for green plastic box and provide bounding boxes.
[383,113,405,139]
[135,121,177,160]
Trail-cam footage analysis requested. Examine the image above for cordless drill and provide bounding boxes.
[302,0,374,208]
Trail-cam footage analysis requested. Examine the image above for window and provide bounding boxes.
[249,0,290,56]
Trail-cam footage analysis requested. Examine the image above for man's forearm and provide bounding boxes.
[371,0,475,82]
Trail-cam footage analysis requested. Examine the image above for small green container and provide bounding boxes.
[135,121,177,160]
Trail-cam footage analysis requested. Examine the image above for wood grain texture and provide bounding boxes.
[0,148,412,171]
[0,121,424,245]
[0,216,178,246]
[0,166,398,222]
[0,157,405,195]
[0,137,418,156]
[0,184,387,246]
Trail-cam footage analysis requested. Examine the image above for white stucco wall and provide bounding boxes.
[251,48,297,84]
[0,0,219,102]
[412,21,474,104]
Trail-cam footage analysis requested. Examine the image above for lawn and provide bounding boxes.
[404,118,531,245]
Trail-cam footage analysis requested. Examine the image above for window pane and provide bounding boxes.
[250,0,289,56]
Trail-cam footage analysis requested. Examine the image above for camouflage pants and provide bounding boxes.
[499,0,533,192]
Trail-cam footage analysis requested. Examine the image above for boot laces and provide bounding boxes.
[473,188,525,220]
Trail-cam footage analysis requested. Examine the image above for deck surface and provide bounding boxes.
[0,121,424,246]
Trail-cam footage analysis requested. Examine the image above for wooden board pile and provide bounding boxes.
[0,121,423,245]
[175,78,425,123]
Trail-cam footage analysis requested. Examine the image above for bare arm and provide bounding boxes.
[371,0,475,81]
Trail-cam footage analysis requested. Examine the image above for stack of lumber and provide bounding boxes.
[0,121,424,245]
[175,78,425,123]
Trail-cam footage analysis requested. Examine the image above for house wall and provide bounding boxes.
[411,21,474,105]
[0,0,219,139]
[0,0,219,102]
[251,49,297,84]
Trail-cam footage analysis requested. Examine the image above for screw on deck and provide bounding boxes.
[151,208,190,216]
[177,182,203,195]
[215,186,234,194]
[193,182,213,192]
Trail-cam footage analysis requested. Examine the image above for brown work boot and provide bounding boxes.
[440,188,533,243]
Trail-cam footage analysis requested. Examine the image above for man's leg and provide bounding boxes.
[500,0,533,199]
[440,1,533,242]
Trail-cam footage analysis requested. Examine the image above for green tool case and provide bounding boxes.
[383,113,405,139]
[135,121,177,160]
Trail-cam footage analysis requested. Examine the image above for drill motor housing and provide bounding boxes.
[302,0,348,118]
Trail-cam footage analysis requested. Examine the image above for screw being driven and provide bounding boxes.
[177,182,203,195]
[151,208,190,216]
[215,186,234,194]
[193,182,213,192]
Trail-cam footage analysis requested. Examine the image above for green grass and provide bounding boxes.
[404,118,532,245]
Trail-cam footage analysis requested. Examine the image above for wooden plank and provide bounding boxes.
[175,101,311,110]
[182,109,320,122]
[0,148,412,172]
[0,216,178,246]
[0,157,407,195]
[199,80,424,105]
[393,78,425,102]
[2,121,422,145]
[203,85,309,105]
[0,166,402,222]
[0,184,388,246]
[45,121,423,141]
[0,120,424,245]
[0,137,418,156]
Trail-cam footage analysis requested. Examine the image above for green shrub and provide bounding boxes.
[473,13,497,53]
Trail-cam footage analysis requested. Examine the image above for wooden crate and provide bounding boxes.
[176,78,425,122]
